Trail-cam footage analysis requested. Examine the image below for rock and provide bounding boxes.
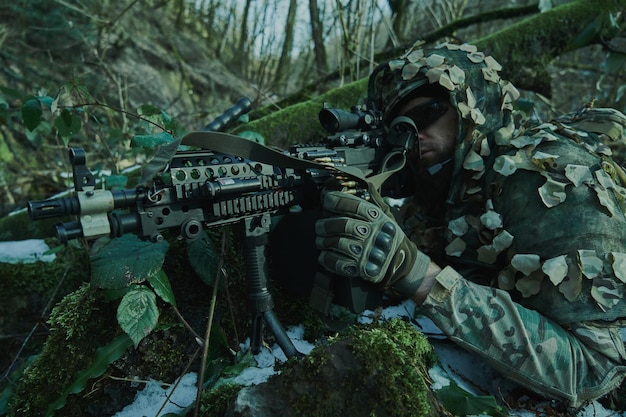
[222,319,440,417]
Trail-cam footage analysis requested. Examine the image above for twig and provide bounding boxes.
[153,345,202,417]
[171,305,202,342]
[193,228,230,417]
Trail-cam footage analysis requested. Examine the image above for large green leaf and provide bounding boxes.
[46,334,133,416]
[186,229,220,287]
[90,234,169,289]
[117,285,159,347]
[435,382,508,417]
[54,108,82,139]
[131,131,175,148]
[21,97,42,131]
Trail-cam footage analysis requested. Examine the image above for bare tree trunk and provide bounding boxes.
[274,0,298,90]
[387,0,408,45]
[237,0,253,76]
[217,5,235,60]
[309,0,328,77]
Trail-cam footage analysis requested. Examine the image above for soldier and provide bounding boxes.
[315,42,626,408]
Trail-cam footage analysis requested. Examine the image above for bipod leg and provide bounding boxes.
[239,214,301,359]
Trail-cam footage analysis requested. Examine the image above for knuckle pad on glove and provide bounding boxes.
[368,247,387,266]
[364,262,382,280]
[375,222,396,252]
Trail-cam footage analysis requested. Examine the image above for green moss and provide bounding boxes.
[197,383,242,417]
[350,319,437,417]
[280,318,437,417]
[7,283,120,417]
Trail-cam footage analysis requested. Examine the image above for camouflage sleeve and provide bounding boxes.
[420,266,626,408]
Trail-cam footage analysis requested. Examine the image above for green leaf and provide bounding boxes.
[186,229,220,287]
[207,350,255,390]
[147,269,177,306]
[435,382,508,417]
[54,108,82,140]
[137,103,163,117]
[137,104,168,129]
[131,131,176,148]
[117,286,159,347]
[21,97,42,131]
[90,234,169,289]
[46,334,133,416]
[39,95,54,108]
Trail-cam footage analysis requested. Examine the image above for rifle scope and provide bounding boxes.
[319,106,381,134]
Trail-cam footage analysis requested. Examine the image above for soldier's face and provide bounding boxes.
[397,96,457,169]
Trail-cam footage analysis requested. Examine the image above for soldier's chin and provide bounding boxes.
[416,153,437,168]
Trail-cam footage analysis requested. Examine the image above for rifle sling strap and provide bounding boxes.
[181,131,407,193]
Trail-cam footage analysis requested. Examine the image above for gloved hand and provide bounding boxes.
[315,188,431,297]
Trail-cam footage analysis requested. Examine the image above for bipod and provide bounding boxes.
[238,213,302,359]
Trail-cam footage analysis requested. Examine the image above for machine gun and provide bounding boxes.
[27,98,416,358]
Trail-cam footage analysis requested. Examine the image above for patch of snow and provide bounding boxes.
[226,324,316,387]
[0,239,56,263]
[111,372,198,417]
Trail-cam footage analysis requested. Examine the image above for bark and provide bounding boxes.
[309,0,328,76]
[388,0,409,44]
[237,0,252,76]
[274,0,298,88]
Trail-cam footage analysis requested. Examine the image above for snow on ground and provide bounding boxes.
[1,241,624,416]
[0,239,56,263]
[111,373,198,417]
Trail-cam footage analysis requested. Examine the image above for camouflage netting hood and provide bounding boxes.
[368,42,520,205]
[371,42,626,322]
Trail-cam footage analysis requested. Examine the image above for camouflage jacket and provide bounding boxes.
[378,43,626,324]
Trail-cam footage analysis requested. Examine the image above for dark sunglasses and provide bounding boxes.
[400,99,449,131]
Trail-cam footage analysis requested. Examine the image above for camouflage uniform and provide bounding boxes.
[371,43,626,408]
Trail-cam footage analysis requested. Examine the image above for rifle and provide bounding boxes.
[27,97,416,358]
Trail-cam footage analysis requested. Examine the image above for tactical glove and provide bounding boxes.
[315,189,431,297]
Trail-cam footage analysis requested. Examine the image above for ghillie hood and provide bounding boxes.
[368,42,520,204]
